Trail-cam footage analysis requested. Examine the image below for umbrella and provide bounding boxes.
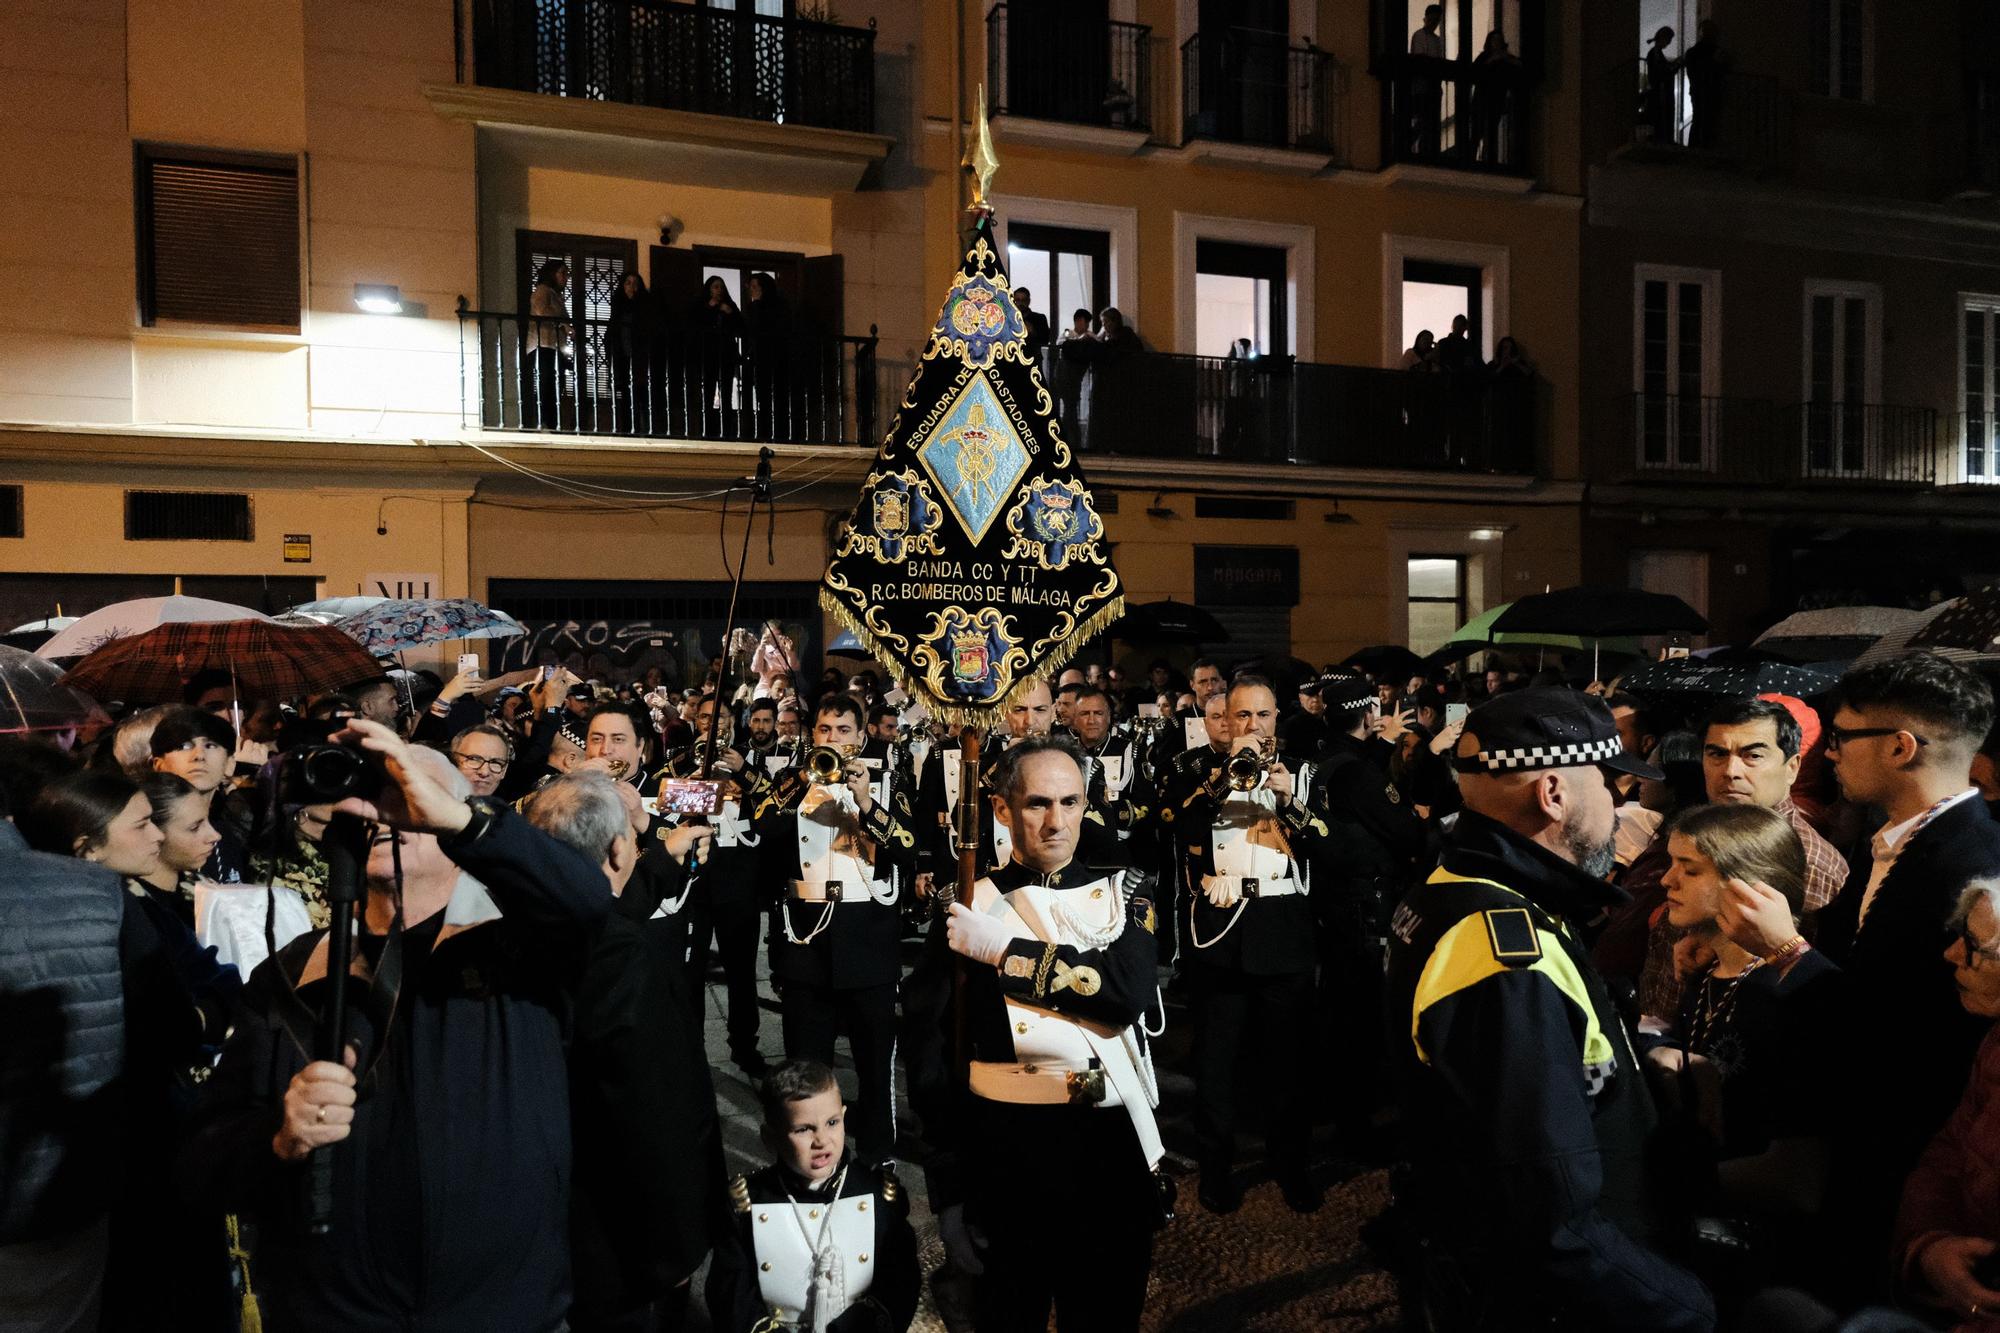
[284,595,389,624]
[1,616,78,652]
[1620,656,1840,701]
[1851,597,2000,670]
[62,620,387,704]
[1431,603,1643,661]
[1905,589,2000,655]
[1753,606,1925,664]
[1341,645,1426,682]
[1109,599,1229,644]
[334,598,526,656]
[38,595,273,659]
[1491,586,1709,638]
[0,645,106,735]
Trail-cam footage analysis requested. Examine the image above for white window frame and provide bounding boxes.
[1385,523,1502,651]
[1959,292,2000,484]
[1382,234,1510,368]
[1799,278,1882,478]
[1808,0,1873,103]
[991,196,1140,335]
[1175,212,1315,360]
[1630,263,1722,471]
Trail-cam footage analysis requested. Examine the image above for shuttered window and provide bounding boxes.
[0,486,20,539]
[124,491,254,542]
[137,148,300,330]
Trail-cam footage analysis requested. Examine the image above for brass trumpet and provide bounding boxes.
[1225,737,1275,791]
[804,743,858,785]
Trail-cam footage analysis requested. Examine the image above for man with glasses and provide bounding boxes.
[449,724,514,799]
[1807,653,2000,1301]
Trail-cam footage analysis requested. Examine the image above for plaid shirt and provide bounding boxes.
[1637,797,1852,1022]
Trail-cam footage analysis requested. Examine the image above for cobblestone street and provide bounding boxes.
[687,951,1405,1332]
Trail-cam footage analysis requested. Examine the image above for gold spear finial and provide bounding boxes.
[964,84,1000,214]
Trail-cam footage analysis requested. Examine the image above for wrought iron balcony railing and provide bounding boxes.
[1379,54,1531,174]
[986,4,1151,135]
[1181,29,1332,153]
[1604,393,1941,486]
[1613,60,1786,172]
[1048,348,1535,474]
[459,308,878,446]
[469,0,876,134]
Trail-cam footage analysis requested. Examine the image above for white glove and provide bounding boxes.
[1204,878,1241,909]
[938,1203,987,1277]
[946,903,1012,966]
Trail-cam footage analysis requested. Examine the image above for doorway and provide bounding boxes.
[1006,223,1111,337]
[1400,258,1481,360]
[1196,239,1288,358]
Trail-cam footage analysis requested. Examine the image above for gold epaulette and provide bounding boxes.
[730,1173,751,1214]
[879,1167,901,1204]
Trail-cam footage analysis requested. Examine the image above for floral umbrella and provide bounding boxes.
[334,598,526,656]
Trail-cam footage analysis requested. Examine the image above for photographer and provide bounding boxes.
[183,718,611,1332]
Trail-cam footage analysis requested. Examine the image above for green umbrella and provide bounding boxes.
[1433,602,1643,663]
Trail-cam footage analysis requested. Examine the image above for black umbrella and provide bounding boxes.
[1620,656,1838,701]
[1110,599,1229,644]
[1906,589,2000,655]
[1491,586,1709,638]
[1342,645,1427,681]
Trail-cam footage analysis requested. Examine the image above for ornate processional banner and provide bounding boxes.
[821,213,1124,728]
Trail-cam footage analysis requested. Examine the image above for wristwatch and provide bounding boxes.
[442,794,507,850]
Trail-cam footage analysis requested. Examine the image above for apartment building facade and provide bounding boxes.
[0,0,1593,679]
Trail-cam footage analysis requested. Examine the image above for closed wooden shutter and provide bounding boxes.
[139,151,300,330]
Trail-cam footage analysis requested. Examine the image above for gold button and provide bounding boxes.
[859,1252,870,1263]
[760,1261,772,1272]
[809,1208,820,1219]
[757,1212,768,1222]
[1092,888,1104,899]
[1016,1022,1028,1034]
[858,1201,869,1212]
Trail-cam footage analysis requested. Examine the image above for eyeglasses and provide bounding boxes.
[451,753,510,773]
[1955,920,2000,969]
[1826,725,1929,751]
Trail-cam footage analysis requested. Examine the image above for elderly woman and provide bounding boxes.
[1894,880,2000,1328]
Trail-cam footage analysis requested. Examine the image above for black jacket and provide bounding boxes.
[0,823,126,1243]
[1384,810,1714,1331]
[1811,794,2000,1267]
[569,907,723,1322]
[1158,747,1331,975]
[705,1159,917,1333]
[183,809,610,1333]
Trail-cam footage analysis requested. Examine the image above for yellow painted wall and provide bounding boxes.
[127,0,307,151]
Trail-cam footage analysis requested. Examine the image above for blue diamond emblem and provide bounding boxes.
[916,373,1030,545]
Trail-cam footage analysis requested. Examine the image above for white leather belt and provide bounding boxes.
[1202,873,1296,898]
[791,879,878,903]
[968,1060,1120,1107]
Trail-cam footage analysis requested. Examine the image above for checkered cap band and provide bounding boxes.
[1471,735,1625,771]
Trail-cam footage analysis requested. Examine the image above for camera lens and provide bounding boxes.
[297,744,367,802]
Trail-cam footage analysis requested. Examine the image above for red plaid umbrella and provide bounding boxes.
[61,619,386,704]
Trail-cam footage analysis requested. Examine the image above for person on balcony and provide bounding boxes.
[523,259,569,431]
[1409,4,1446,156]
[1054,308,1094,445]
[743,272,794,442]
[1684,21,1726,150]
[693,275,742,437]
[1470,29,1521,165]
[608,272,656,436]
[1643,27,1681,146]
[1013,286,1050,363]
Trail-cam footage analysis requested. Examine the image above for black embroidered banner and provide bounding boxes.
[821,213,1123,728]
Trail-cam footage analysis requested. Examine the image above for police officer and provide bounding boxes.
[656,695,773,1078]
[940,734,1165,1332]
[753,693,919,1167]
[1311,671,1431,1143]
[1159,674,1330,1213]
[1385,688,1714,1330]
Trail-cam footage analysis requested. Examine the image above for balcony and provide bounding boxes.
[1048,350,1535,475]
[469,0,874,131]
[460,307,878,446]
[1600,393,1942,487]
[986,4,1151,148]
[1379,55,1531,177]
[1611,61,1787,175]
[437,0,889,194]
[1964,69,2000,195]
[1179,29,1334,169]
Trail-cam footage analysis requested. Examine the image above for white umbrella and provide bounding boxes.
[1754,606,1925,663]
[37,595,274,659]
[7,616,78,635]
[285,595,388,623]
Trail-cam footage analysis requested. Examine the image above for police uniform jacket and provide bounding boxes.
[1159,746,1330,976]
[1313,731,1432,929]
[1384,809,1714,1331]
[752,748,918,991]
[705,1160,917,1333]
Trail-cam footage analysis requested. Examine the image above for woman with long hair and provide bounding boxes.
[523,258,570,429]
[607,270,655,434]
